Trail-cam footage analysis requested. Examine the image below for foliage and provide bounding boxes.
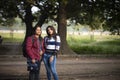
[0,0,120,35]
[66,0,120,34]
[0,0,17,26]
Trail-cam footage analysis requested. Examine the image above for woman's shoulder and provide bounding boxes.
[26,35,35,41]
[44,36,48,39]
[43,36,49,41]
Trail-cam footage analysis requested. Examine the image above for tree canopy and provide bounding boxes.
[0,0,120,32]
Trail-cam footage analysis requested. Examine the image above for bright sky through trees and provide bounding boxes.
[31,6,39,14]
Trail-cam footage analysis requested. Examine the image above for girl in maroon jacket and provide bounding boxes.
[26,25,44,80]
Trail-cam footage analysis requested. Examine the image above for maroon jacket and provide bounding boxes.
[26,35,44,60]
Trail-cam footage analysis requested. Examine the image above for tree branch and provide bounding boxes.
[16,6,25,22]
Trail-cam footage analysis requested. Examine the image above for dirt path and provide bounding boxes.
[0,56,120,80]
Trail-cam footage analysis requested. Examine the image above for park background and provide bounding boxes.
[0,0,120,80]
[0,17,120,55]
[0,0,120,55]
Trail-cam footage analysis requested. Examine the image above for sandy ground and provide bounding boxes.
[0,55,120,80]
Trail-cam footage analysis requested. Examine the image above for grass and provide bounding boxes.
[3,37,24,42]
[0,32,46,42]
[0,32,120,55]
[67,35,120,55]
[0,32,24,42]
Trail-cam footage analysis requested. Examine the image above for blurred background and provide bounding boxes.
[0,1,120,80]
[0,0,120,55]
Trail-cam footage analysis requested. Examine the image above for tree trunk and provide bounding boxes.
[22,3,33,50]
[57,1,76,55]
[90,29,94,41]
[35,12,48,27]
[117,28,120,35]
[24,4,33,39]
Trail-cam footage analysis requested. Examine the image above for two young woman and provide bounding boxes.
[26,25,60,80]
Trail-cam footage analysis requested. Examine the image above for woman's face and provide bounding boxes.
[47,27,53,35]
[35,27,42,35]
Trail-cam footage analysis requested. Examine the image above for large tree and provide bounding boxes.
[66,0,120,35]
[57,0,76,54]
[104,0,120,35]
[0,0,76,54]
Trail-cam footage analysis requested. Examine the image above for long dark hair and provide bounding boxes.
[33,25,43,40]
[46,26,57,38]
[33,25,41,35]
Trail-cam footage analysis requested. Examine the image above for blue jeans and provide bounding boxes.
[43,53,59,80]
[28,59,42,80]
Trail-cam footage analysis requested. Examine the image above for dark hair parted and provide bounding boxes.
[33,25,41,34]
[33,25,42,40]
[46,26,57,38]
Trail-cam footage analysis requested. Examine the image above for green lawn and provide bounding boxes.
[67,35,120,55]
[0,33,24,42]
[1,32,120,55]
[0,32,46,42]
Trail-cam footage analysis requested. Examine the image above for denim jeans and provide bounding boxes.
[28,59,41,80]
[43,53,59,80]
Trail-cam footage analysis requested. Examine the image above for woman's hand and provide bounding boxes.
[40,51,43,56]
[32,59,36,64]
[49,56,54,62]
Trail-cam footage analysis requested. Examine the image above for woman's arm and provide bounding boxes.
[26,37,35,60]
[55,35,61,51]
